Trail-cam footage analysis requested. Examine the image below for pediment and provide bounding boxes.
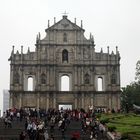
[46,16,84,31]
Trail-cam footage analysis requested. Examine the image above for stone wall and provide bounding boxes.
[9,16,121,111]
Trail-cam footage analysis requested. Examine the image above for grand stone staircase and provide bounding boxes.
[0,118,91,140]
[0,118,25,140]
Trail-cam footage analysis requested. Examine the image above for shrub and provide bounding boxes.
[96,113,101,118]
[108,126,116,132]
[100,118,109,124]
[121,133,133,140]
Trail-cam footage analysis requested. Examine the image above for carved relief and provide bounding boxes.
[9,16,120,111]
[63,33,67,42]
[61,23,69,28]
[84,73,90,84]
[111,74,116,84]
[83,47,90,59]
[14,72,20,84]
[77,47,81,60]
[111,66,117,84]
[40,73,46,84]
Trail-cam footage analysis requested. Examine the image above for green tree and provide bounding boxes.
[135,60,140,82]
[121,60,140,112]
[121,82,140,112]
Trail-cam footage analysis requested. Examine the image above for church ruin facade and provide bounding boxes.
[9,15,121,111]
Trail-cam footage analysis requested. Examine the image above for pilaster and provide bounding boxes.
[19,93,22,108]
[9,92,13,109]
[74,93,78,109]
[53,92,56,109]
[46,93,50,110]
[37,93,40,110]
[81,93,84,108]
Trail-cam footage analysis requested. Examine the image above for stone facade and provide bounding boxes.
[9,15,121,111]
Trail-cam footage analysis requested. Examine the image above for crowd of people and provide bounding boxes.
[2,107,110,140]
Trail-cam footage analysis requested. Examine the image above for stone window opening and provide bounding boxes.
[62,49,68,62]
[111,74,116,84]
[63,33,67,42]
[97,77,103,91]
[41,73,46,84]
[27,76,33,91]
[61,75,70,91]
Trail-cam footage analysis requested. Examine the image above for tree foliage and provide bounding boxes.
[121,60,140,112]
[121,82,140,111]
[135,60,140,82]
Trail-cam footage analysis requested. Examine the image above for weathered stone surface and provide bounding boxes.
[9,16,121,111]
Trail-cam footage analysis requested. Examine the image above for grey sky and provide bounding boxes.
[0,0,140,112]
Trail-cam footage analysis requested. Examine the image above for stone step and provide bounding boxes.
[0,119,90,140]
[0,128,22,135]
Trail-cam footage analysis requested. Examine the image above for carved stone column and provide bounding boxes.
[74,66,77,85]
[37,66,41,91]
[108,93,112,109]
[74,93,77,109]
[78,67,81,88]
[81,93,84,108]
[46,93,50,110]
[9,92,13,109]
[50,67,53,88]
[81,67,84,85]
[53,92,56,109]
[90,93,94,107]
[53,66,56,90]
[47,66,49,90]
[10,65,14,91]
[19,93,22,108]
[37,93,40,110]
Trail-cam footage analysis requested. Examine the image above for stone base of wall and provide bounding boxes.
[9,91,120,111]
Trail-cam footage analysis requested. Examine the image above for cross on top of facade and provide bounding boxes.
[62,11,68,16]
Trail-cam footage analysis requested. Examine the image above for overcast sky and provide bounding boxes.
[0,0,140,113]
